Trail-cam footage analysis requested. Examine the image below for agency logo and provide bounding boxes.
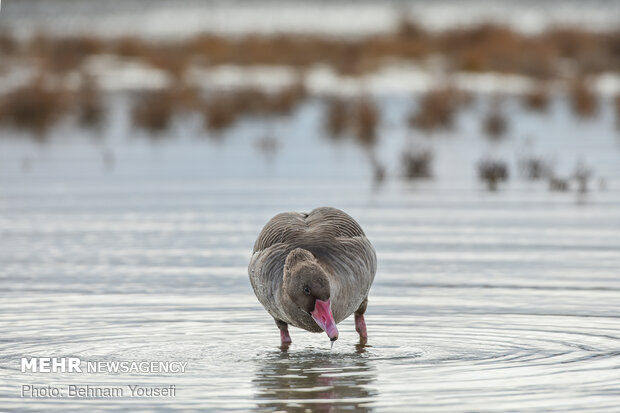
[21,357,188,374]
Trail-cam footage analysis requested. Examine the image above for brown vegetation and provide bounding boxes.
[1,22,617,79]
[28,34,104,73]
[270,81,307,115]
[570,79,598,118]
[0,31,18,56]
[0,79,68,135]
[409,88,469,132]
[2,22,617,141]
[353,97,379,146]
[131,85,201,132]
[324,97,350,137]
[203,93,238,132]
[131,89,177,132]
[202,83,307,132]
[483,110,508,139]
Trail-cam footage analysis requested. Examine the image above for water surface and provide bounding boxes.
[1,96,619,411]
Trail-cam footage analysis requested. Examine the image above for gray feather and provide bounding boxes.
[248,207,376,331]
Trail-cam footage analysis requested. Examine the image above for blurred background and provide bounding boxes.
[1,0,619,185]
[1,1,620,412]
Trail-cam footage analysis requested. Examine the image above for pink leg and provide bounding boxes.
[280,328,292,344]
[355,313,367,339]
[276,320,292,345]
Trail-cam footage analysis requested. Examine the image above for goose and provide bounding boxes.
[248,207,376,345]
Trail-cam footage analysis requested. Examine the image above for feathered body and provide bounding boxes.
[248,207,376,334]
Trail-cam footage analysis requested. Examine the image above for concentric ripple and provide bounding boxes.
[2,150,620,411]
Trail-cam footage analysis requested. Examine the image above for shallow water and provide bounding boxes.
[1,96,620,411]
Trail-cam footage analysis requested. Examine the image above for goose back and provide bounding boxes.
[248,207,376,328]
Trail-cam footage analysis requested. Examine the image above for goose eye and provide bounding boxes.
[303,286,311,295]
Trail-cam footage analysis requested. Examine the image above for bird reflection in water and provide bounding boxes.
[253,344,377,412]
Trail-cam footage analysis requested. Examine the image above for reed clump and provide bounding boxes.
[131,89,176,132]
[203,93,238,132]
[573,163,593,194]
[353,97,379,147]
[0,79,68,135]
[483,110,508,139]
[396,18,426,39]
[131,84,203,132]
[519,156,552,180]
[324,97,350,138]
[478,158,509,191]
[28,34,104,73]
[570,79,598,118]
[269,81,307,115]
[113,36,150,58]
[409,88,468,132]
[523,86,550,112]
[203,83,307,132]
[143,46,192,80]
[402,149,433,179]
[75,76,105,127]
[0,31,18,56]
[549,177,570,192]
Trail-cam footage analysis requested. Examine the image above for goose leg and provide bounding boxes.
[354,298,368,340]
[275,319,292,345]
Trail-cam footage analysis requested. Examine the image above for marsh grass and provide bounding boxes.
[203,83,307,132]
[4,22,618,81]
[1,22,618,149]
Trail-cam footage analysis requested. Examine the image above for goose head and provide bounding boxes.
[284,249,339,341]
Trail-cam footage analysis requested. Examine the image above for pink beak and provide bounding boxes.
[311,299,339,341]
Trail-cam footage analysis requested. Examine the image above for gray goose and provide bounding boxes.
[248,207,376,345]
